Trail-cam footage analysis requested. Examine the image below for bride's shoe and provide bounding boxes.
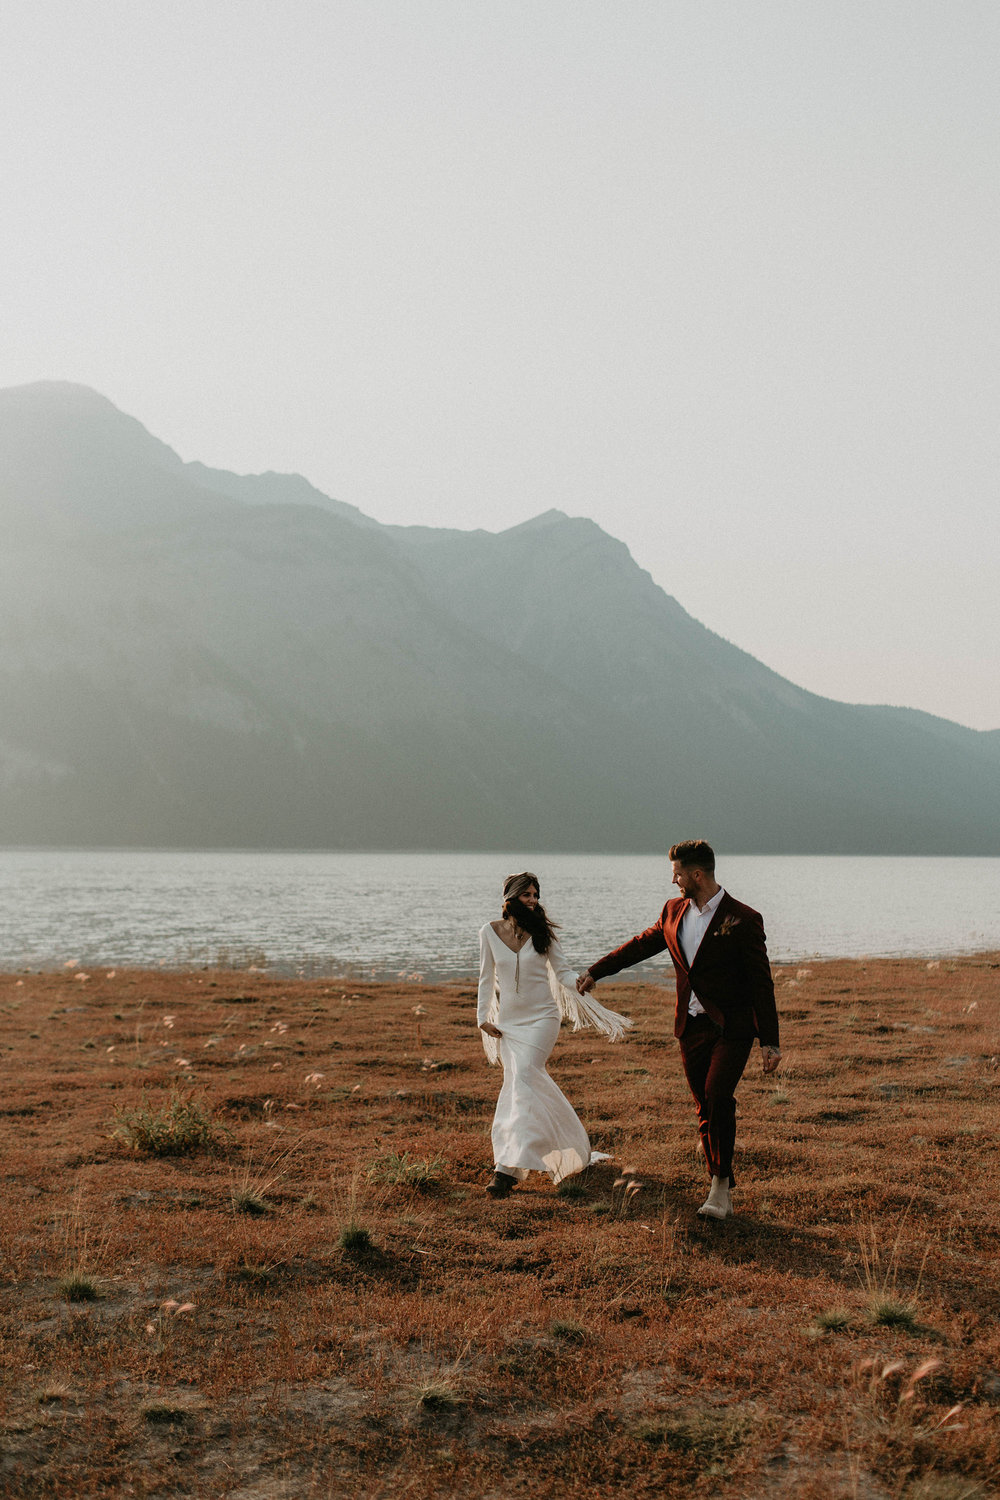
[486,1171,517,1199]
[697,1176,732,1219]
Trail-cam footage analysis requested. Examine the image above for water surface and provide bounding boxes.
[1,849,996,979]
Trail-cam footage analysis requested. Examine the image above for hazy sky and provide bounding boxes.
[3,2,997,729]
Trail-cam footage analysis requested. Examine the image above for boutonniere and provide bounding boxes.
[715,915,741,938]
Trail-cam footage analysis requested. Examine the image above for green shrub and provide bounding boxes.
[556,1179,588,1200]
[112,1090,220,1156]
[338,1223,373,1254]
[869,1295,920,1330]
[231,1189,271,1217]
[369,1151,444,1189]
[56,1274,99,1303]
[811,1307,851,1333]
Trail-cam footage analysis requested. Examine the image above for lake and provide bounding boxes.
[0,849,997,979]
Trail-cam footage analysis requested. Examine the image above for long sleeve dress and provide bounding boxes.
[477,922,593,1185]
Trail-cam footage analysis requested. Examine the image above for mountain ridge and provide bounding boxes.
[1,381,996,852]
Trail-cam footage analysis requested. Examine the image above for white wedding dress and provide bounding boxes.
[477,923,594,1185]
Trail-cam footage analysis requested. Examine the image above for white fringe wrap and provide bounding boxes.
[554,979,634,1042]
[481,971,633,1067]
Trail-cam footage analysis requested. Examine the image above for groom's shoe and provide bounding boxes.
[697,1176,732,1220]
[485,1171,517,1200]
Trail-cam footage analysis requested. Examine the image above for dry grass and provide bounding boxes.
[0,956,997,1497]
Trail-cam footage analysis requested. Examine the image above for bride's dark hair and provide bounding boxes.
[502,871,558,954]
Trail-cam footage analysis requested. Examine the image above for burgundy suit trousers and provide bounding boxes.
[678,1014,754,1186]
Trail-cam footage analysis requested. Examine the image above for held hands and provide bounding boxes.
[576,972,595,995]
[761,1044,781,1075]
[479,1022,502,1039]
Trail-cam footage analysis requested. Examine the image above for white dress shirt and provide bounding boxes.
[678,886,726,1016]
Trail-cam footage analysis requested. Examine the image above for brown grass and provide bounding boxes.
[0,956,998,1497]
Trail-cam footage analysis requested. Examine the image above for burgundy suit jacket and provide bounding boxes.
[588,891,780,1046]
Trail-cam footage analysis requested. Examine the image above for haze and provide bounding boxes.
[2,2,997,729]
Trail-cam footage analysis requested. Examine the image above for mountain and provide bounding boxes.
[1,380,997,852]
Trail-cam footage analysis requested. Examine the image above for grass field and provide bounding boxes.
[0,955,997,1498]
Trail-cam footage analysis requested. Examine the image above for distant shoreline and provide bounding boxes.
[4,844,1000,856]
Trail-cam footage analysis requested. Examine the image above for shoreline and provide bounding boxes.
[4,947,1000,982]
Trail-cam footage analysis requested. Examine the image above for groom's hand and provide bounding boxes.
[576,972,595,995]
[761,1044,781,1074]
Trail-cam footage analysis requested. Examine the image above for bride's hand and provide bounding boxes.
[480,1022,502,1039]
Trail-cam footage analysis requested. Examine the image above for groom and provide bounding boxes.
[577,840,780,1219]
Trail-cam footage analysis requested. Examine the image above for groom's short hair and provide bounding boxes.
[669,839,716,872]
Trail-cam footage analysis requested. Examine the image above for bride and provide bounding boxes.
[477,871,631,1199]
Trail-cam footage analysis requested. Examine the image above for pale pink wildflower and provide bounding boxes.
[900,1358,943,1401]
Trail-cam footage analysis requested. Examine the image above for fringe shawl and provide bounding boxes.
[481,959,633,1067]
